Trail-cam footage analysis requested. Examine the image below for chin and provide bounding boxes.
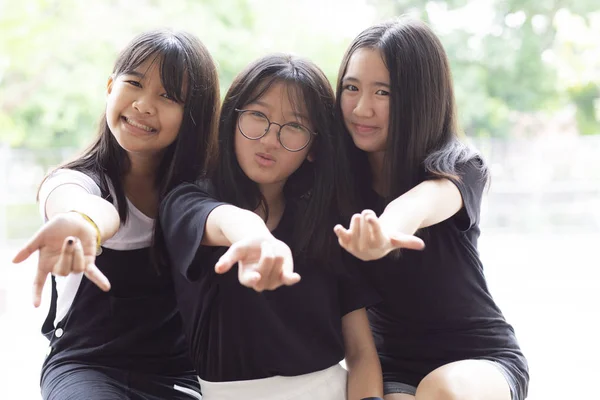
[351,137,385,153]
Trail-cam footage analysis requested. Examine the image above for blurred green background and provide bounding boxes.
[1,0,598,150]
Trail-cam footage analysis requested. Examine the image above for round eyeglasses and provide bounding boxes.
[235,109,317,152]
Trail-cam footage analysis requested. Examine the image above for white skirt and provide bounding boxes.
[198,364,348,400]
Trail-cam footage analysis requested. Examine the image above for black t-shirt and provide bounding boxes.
[159,181,379,382]
[361,158,528,389]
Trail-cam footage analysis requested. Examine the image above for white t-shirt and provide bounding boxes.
[39,169,155,325]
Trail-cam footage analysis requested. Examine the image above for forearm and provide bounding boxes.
[379,179,462,234]
[346,350,383,400]
[45,185,120,243]
[203,205,272,247]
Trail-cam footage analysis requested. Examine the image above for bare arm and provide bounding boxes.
[379,178,462,236]
[342,308,383,400]
[201,204,272,247]
[45,183,120,241]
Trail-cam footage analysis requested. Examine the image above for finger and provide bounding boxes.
[239,269,262,290]
[281,271,301,286]
[83,264,111,292]
[254,241,276,291]
[333,224,352,246]
[264,253,285,291]
[389,234,426,251]
[359,214,375,251]
[365,213,386,244]
[53,237,76,276]
[32,269,49,308]
[71,239,86,274]
[12,233,42,264]
[348,214,362,249]
[215,244,251,274]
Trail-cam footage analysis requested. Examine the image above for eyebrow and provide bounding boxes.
[123,71,145,79]
[251,100,310,121]
[343,76,390,88]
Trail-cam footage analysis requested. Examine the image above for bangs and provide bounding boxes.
[114,36,189,104]
[244,76,313,127]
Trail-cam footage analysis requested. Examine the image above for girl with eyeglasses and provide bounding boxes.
[159,54,383,399]
[13,29,220,399]
[333,18,529,400]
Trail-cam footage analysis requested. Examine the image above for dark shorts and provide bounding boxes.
[41,363,201,400]
[383,360,525,400]
[383,381,417,396]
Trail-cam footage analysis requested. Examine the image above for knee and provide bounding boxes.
[415,369,469,400]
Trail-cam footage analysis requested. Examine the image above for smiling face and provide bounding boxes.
[340,47,391,155]
[105,57,185,156]
[234,81,314,193]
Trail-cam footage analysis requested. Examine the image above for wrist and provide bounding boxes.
[68,210,102,255]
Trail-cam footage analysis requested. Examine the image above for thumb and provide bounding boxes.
[215,244,250,274]
[389,234,425,251]
[281,271,301,286]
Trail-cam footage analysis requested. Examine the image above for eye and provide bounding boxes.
[125,80,142,88]
[375,89,390,96]
[249,111,266,119]
[343,84,358,92]
[161,93,177,102]
[287,122,305,131]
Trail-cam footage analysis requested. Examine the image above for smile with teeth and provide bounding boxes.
[123,116,157,133]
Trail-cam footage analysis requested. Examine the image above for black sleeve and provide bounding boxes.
[159,181,227,280]
[444,156,487,231]
[338,254,381,316]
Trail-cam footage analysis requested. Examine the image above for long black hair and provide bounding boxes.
[211,53,339,265]
[43,29,220,221]
[335,18,488,212]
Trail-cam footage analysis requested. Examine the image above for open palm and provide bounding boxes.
[334,209,425,261]
[215,236,300,292]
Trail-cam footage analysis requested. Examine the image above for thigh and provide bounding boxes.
[385,395,415,400]
[415,359,511,400]
[42,365,129,400]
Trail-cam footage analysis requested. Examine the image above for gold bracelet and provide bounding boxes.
[70,211,102,255]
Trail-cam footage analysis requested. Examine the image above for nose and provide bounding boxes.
[352,94,374,118]
[259,123,282,150]
[132,95,156,115]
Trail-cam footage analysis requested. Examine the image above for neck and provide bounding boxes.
[367,151,386,196]
[256,182,286,231]
[123,152,164,218]
[125,152,163,184]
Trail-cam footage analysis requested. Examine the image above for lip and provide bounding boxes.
[121,116,157,135]
[255,152,276,167]
[351,122,379,136]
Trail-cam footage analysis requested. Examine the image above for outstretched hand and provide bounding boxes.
[214,236,300,292]
[334,209,425,261]
[12,213,110,307]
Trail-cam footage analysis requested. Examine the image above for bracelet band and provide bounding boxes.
[70,211,102,255]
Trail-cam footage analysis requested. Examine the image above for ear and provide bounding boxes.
[307,151,315,162]
[106,75,115,96]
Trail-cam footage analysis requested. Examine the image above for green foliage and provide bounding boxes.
[569,83,600,135]
[369,0,599,137]
[0,0,598,149]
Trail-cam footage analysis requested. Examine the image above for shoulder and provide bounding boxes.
[41,168,102,196]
